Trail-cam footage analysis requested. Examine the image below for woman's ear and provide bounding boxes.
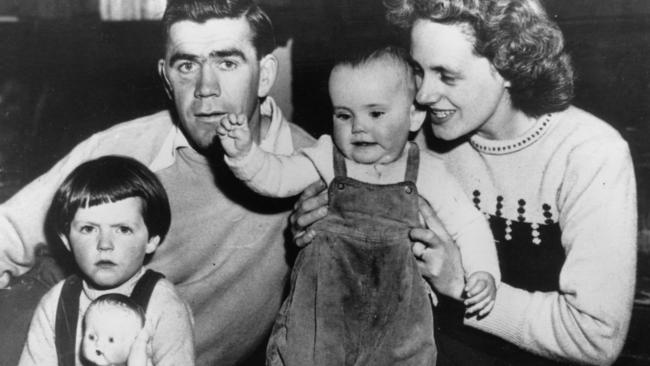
[158,59,173,99]
[257,54,278,98]
[59,234,71,252]
[409,103,427,132]
[145,235,161,255]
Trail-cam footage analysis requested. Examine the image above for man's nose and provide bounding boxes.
[195,65,221,98]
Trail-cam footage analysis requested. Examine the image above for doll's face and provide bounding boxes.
[82,303,143,366]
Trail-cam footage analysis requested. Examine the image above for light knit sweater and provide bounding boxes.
[0,97,315,365]
[226,136,500,283]
[418,106,637,365]
[18,268,195,366]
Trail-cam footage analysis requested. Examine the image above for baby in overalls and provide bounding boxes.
[217,44,500,365]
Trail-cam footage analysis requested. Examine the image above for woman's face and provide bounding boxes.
[410,20,513,140]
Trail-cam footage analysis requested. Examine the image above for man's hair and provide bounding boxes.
[49,155,171,242]
[384,0,574,117]
[162,0,276,59]
[331,41,416,95]
[85,293,146,327]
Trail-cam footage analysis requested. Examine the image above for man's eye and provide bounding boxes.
[177,62,197,74]
[218,60,238,71]
[369,111,385,119]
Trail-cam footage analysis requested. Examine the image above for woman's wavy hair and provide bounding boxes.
[385,0,574,116]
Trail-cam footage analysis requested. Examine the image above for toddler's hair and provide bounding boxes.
[49,155,171,241]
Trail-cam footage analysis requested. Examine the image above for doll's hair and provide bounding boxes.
[384,0,574,116]
[85,293,146,327]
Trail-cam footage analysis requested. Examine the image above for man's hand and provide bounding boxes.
[289,179,328,247]
[215,113,253,158]
[410,196,465,300]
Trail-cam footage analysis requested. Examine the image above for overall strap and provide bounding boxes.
[55,275,84,366]
[130,269,164,312]
[404,142,420,184]
[332,144,347,178]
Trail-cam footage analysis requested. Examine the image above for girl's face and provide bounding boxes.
[410,20,514,140]
[329,58,423,165]
[61,197,160,290]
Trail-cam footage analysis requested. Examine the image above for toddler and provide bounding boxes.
[218,45,500,365]
[18,156,194,366]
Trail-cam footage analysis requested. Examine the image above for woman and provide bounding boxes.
[292,0,637,364]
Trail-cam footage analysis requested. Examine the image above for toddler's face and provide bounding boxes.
[82,304,142,366]
[329,58,422,165]
[62,197,159,289]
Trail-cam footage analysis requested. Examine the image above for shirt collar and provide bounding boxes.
[149,96,292,171]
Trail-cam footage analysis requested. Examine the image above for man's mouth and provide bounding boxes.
[194,112,227,123]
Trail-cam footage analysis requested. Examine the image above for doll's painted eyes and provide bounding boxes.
[109,337,114,343]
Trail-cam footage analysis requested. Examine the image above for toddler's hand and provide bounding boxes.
[127,328,153,366]
[463,271,496,318]
[215,113,253,158]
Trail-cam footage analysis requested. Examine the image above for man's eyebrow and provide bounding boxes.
[169,52,200,65]
[209,48,247,61]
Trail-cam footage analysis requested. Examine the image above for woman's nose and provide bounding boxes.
[416,75,443,105]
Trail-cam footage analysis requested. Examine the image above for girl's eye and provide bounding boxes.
[117,226,133,235]
[79,226,95,234]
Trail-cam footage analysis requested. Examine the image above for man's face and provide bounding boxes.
[329,59,421,165]
[63,197,159,290]
[162,17,263,151]
[410,20,511,141]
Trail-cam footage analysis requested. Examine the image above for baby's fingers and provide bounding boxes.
[464,276,487,298]
[465,293,492,315]
[478,300,495,317]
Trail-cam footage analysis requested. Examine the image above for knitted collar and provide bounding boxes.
[469,113,554,155]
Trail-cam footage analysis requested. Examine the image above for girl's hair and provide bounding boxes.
[384,0,574,116]
[162,0,276,59]
[49,155,171,241]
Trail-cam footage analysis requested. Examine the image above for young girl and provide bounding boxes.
[217,45,499,365]
[19,156,194,366]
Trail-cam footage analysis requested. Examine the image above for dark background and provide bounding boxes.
[0,0,648,364]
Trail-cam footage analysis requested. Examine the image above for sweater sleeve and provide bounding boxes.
[0,136,102,288]
[18,282,63,366]
[148,279,196,366]
[416,152,500,284]
[466,137,637,365]
[225,135,332,197]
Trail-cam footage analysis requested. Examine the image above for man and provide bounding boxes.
[0,0,313,365]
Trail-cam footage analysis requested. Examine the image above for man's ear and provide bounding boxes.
[158,59,173,99]
[257,54,278,98]
[145,235,161,255]
[59,234,71,252]
[409,103,427,132]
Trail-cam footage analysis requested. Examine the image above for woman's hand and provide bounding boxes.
[127,328,153,366]
[289,179,328,247]
[410,197,465,301]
